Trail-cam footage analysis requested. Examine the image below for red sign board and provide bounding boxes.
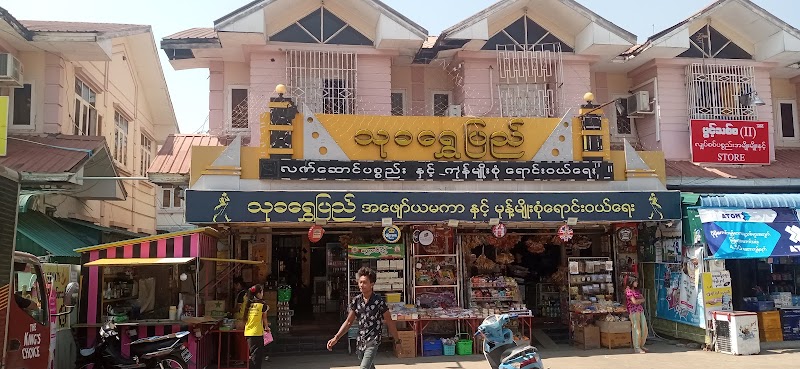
[308,225,325,243]
[491,223,507,238]
[689,119,769,164]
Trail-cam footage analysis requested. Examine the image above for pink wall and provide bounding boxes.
[410,66,425,114]
[458,55,591,118]
[356,55,391,116]
[249,51,286,145]
[630,60,777,161]
[43,52,65,134]
[209,61,224,136]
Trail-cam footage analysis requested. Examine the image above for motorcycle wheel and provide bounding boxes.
[158,355,189,369]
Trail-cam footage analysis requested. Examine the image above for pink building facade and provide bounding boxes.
[163,0,800,193]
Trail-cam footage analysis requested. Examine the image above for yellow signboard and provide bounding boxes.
[0,96,8,156]
[320,115,557,161]
[701,271,733,321]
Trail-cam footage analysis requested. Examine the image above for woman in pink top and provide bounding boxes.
[625,278,648,353]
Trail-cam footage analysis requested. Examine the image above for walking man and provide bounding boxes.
[327,267,402,368]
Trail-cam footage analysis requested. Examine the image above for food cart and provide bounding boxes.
[73,228,261,369]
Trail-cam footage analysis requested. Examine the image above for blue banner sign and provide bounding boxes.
[700,208,800,259]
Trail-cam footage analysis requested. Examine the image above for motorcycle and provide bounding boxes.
[476,314,543,369]
[75,318,192,369]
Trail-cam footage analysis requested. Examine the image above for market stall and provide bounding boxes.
[73,228,261,369]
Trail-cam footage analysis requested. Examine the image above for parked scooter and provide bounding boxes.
[75,317,192,369]
[476,314,543,369]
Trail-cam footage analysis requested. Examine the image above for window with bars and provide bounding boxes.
[140,134,153,176]
[432,92,451,117]
[390,91,405,116]
[496,43,564,118]
[686,63,758,121]
[229,87,249,130]
[286,50,357,115]
[160,187,182,209]
[113,111,129,166]
[74,78,99,135]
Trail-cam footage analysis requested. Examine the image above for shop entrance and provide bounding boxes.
[272,234,344,337]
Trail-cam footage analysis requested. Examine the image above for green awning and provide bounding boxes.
[681,192,701,205]
[16,211,88,259]
[56,217,144,245]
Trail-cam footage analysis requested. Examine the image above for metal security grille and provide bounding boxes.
[686,63,758,121]
[715,320,731,353]
[285,50,357,114]
[496,43,564,118]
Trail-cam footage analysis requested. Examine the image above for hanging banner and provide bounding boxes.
[700,208,800,259]
[701,271,733,321]
[689,119,769,164]
[348,244,405,259]
[0,96,8,156]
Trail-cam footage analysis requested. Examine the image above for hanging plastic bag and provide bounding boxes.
[263,330,274,346]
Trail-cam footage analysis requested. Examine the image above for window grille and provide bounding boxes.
[686,63,758,121]
[285,50,357,114]
[496,43,563,118]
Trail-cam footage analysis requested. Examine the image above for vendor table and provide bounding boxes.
[212,329,249,369]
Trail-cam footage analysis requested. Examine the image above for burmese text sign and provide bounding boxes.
[689,119,769,164]
[186,190,681,223]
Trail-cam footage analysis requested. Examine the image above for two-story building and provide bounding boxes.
[0,7,179,262]
[159,0,693,353]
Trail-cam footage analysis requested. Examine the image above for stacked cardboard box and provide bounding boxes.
[597,320,632,349]
[758,311,783,342]
[395,330,417,358]
[573,325,600,350]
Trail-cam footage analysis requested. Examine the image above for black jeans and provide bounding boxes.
[247,336,265,369]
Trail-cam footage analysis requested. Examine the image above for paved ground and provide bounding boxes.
[263,340,800,369]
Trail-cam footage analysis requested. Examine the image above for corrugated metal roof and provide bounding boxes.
[16,211,87,258]
[700,194,800,209]
[148,134,221,175]
[666,150,800,179]
[19,20,147,33]
[163,27,217,40]
[0,135,106,174]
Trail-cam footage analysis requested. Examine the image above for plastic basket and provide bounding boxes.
[443,344,456,356]
[456,334,473,355]
[278,286,292,302]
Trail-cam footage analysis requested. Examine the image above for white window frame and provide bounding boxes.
[74,78,99,136]
[140,132,154,176]
[160,187,183,210]
[10,82,34,129]
[431,90,452,116]
[113,111,130,167]
[390,89,407,116]
[607,93,639,142]
[226,85,249,132]
[776,99,799,147]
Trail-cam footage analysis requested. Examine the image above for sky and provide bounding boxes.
[3,0,799,134]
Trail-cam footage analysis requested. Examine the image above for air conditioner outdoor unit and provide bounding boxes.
[447,104,462,117]
[0,53,23,87]
[626,90,651,114]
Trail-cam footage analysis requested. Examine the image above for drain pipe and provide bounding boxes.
[630,77,661,142]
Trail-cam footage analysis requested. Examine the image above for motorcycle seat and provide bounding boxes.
[130,332,189,357]
[502,345,538,362]
[79,347,95,357]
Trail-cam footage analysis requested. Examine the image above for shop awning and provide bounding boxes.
[84,257,196,267]
[700,194,800,209]
[700,208,800,259]
[16,211,87,259]
[199,257,263,265]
